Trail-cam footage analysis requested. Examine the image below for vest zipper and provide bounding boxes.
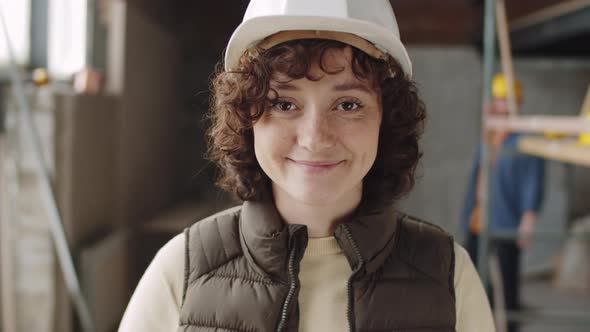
[343,224,364,332]
[276,237,299,332]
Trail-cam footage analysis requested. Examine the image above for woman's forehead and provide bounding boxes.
[269,45,375,88]
[269,76,377,97]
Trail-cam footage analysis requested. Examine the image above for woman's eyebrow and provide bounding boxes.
[271,82,300,91]
[270,81,374,94]
[333,82,373,94]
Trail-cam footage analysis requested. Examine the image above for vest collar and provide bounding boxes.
[335,204,402,275]
[239,194,402,280]
[238,196,287,281]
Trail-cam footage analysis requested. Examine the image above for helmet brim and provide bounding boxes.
[224,15,413,78]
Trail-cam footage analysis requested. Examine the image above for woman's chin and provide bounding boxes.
[280,186,347,206]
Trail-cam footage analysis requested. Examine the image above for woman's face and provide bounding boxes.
[253,46,382,205]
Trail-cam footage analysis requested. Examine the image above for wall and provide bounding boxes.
[398,46,483,233]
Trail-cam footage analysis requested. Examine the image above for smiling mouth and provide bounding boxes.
[287,158,344,173]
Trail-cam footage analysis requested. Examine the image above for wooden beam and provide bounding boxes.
[509,0,590,54]
[519,137,590,168]
[486,115,590,134]
[496,0,519,116]
[510,0,590,31]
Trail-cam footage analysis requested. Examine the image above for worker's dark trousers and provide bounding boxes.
[466,233,521,332]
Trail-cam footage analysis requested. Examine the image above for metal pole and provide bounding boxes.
[479,0,497,290]
[0,5,95,332]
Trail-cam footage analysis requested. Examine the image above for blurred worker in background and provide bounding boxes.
[461,73,545,332]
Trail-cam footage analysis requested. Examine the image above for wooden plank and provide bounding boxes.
[496,0,519,116]
[510,0,590,31]
[486,115,590,135]
[518,137,590,167]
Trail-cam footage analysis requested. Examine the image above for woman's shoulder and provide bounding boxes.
[185,205,243,232]
[453,241,473,280]
[153,232,186,284]
[183,205,244,250]
[397,212,453,240]
[391,212,456,278]
[150,204,244,287]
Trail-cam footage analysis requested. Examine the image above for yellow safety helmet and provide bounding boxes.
[32,68,50,86]
[492,73,523,101]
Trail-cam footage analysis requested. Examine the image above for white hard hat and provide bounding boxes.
[224,0,413,78]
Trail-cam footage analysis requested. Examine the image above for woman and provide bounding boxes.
[119,0,495,331]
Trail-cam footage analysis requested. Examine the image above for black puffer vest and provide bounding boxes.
[179,197,456,332]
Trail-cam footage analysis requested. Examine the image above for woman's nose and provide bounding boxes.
[297,112,336,152]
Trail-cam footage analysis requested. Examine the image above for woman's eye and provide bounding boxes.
[273,101,296,112]
[337,101,363,112]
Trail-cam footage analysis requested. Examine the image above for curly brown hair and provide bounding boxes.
[207,39,425,210]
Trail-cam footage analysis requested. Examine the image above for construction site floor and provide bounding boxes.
[521,278,590,332]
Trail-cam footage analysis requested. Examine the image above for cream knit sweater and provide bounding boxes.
[119,234,495,332]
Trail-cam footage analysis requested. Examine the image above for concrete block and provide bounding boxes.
[54,93,119,247]
[555,216,590,293]
[79,230,129,332]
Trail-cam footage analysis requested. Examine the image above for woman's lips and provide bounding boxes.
[287,158,344,173]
